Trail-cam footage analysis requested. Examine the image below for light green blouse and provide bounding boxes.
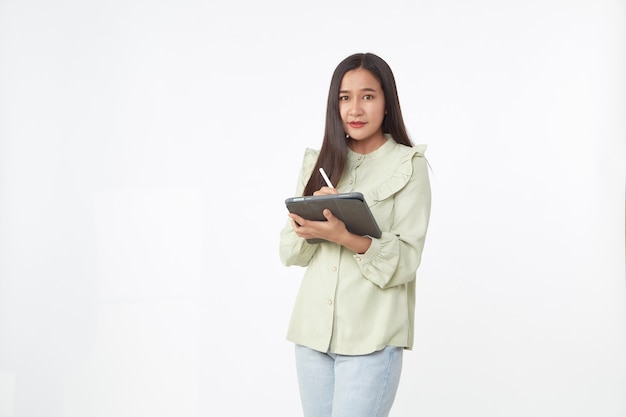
[279,136,431,355]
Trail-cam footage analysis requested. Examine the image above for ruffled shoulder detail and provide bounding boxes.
[364,144,427,205]
[303,148,320,168]
[292,148,320,195]
[300,148,320,178]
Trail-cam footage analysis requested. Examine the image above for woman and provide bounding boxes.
[280,52,431,417]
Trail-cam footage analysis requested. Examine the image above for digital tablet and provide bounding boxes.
[285,192,382,244]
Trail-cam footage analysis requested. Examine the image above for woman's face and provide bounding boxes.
[339,68,386,153]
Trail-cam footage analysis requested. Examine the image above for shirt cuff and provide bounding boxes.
[352,235,381,265]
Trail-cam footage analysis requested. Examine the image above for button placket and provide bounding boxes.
[327,264,338,308]
[346,165,357,190]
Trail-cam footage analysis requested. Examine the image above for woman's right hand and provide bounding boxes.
[313,186,338,196]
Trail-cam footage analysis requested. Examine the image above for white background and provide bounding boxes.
[0,0,624,416]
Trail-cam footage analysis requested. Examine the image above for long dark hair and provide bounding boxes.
[302,52,412,196]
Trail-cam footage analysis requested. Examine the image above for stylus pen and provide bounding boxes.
[319,168,334,188]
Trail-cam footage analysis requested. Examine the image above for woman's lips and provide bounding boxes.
[349,121,365,128]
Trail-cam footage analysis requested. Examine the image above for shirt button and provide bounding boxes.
[328,299,333,305]
[358,156,362,160]
[332,266,337,271]
[355,256,361,262]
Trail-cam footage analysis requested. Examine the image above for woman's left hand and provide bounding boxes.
[289,208,348,244]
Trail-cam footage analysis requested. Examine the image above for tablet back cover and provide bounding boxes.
[285,192,381,244]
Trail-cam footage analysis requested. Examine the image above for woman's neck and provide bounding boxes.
[347,134,387,155]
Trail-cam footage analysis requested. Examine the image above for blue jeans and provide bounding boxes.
[294,344,403,417]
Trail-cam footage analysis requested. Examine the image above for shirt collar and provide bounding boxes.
[347,134,395,162]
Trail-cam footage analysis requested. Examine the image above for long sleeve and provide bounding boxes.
[353,153,431,289]
[279,148,320,267]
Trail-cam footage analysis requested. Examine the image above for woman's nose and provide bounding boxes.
[348,101,363,116]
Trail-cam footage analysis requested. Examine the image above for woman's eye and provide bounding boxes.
[339,96,349,101]
[363,95,374,100]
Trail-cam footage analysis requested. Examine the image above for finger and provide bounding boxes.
[289,213,305,225]
[313,187,338,196]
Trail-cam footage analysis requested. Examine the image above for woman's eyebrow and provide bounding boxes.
[339,87,378,94]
